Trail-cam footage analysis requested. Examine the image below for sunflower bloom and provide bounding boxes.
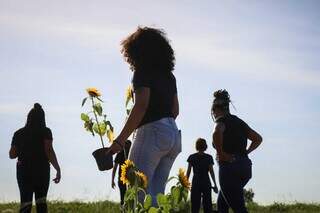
[178,168,191,190]
[86,87,101,97]
[120,160,135,185]
[135,171,148,189]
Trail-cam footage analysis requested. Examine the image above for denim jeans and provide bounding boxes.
[217,156,252,213]
[129,117,181,206]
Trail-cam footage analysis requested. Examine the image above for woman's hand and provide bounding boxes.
[53,169,61,184]
[111,180,116,189]
[108,139,125,155]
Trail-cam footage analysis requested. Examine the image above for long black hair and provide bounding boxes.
[25,103,46,129]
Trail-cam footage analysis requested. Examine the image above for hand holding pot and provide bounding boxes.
[108,138,125,155]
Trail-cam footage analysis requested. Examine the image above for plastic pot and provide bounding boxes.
[92,147,113,171]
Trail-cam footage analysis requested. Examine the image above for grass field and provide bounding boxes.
[1,201,320,213]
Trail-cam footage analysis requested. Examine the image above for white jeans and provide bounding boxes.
[129,117,181,206]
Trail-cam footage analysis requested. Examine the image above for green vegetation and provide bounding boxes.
[1,201,320,213]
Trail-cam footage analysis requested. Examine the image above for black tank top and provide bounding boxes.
[216,114,249,156]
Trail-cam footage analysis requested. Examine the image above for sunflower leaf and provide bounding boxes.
[81,113,90,122]
[143,194,152,210]
[93,103,103,116]
[81,97,88,107]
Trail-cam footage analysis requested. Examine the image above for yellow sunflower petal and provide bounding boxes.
[178,168,191,190]
[107,129,114,143]
[86,87,101,97]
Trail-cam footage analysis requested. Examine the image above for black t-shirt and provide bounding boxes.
[132,71,177,127]
[216,114,250,156]
[187,153,214,185]
[114,147,130,181]
[11,127,52,168]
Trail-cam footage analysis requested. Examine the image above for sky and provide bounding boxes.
[0,0,320,204]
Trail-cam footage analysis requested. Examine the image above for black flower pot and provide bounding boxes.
[92,147,113,171]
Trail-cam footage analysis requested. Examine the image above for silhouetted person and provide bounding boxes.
[187,138,218,213]
[9,103,61,213]
[109,27,181,206]
[211,90,262,213]
[111,140,132,205]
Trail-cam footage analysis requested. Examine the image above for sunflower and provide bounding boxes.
[135,171,148,189]
[178,168,191,190]
[86,87,101,97]
[120,160,135,185]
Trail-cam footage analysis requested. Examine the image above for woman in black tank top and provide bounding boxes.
[211,90,262,213]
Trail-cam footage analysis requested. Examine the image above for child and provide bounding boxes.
[187,138,218,213]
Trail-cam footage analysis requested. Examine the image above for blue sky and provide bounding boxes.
[0,0,319,204]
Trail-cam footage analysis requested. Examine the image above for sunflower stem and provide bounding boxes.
[91,97,105,148]
[134,181,138,213]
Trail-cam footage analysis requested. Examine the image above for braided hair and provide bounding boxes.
[211,89,231,120]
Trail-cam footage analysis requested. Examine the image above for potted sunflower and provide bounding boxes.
[81,88,114,171]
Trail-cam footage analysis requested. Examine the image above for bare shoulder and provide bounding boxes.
[214,122,225,133]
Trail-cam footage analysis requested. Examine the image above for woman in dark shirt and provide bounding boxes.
[211,90,262,213]
[187,138,218,213]
[111,140,131,205]
[9,103,61,213]
[109,27,181,206]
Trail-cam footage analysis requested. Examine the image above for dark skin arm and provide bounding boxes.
[109,87,150,154]
[9,146,17,159]
[209,164,218,193]
[44,140,61,184]
[212,122,234,162]
[111,163,118,189]
[246,127,263,154]
[186,163,192,179]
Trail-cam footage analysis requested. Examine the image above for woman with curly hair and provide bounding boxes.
[109,27,181,206]
[211,90,262,213]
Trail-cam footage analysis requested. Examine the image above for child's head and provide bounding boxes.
[195,138,207,152]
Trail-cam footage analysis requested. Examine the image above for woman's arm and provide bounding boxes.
[212,122,233,162]
[44,140,61,183]
[110,87,150,153]
[246,127,263,154]
[208,165,217,186]
[111,163,118,189]
[9,146,17,159]
[186,163,192,179]
[172,93,179,119]
[209,164,218,193]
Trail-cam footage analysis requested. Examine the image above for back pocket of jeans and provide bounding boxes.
[153,126,175,152]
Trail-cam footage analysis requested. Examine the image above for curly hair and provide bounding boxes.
[195,138,207,151]
[211,89,231,116]
[120,26,175,73]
